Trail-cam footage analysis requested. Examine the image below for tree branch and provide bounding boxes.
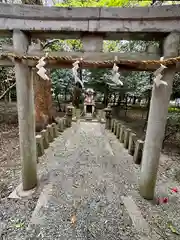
[0,82,16,101]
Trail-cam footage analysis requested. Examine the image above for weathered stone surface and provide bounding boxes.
[46,124,54,142]
[117,122,122,139]
[66,105,74,127]
[56,118,64,132]
[113,120,118,134]
[133,140,144,165]
[121,196,150,237]
[104,107,112,130]
[52,123,59,138]
[139,32,180,200]
[0,4,180,40]
[115,122,121,139]
[41,129,49,149]
[124,128,131,149]
[36,134,44,160]
[119,125,125,143]
[128,132,137,156]
[111,119,115,132]
[13,29,37,191]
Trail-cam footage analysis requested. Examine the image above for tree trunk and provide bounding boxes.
[33,70,53,132]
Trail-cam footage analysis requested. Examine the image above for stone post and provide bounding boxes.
[66,105,74,127]
[113,120,118,134]
[116,122,121,138]
[46,124,54,142]
[13,30,37,191]
[128,132,136,156]
[139,33,180,200]
[119,125,125,143]
[124,128,131,149]
[134,140,144,164]
[111,119,115,132]
[58,118,64,132]
[104,106,112,130]
[36,135,44,160]
[41,129,49,149]
[52,123,59,138]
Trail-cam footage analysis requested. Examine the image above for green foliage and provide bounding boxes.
[172,73,180,100]
[168,107,180,113]
[51,69,74,99]
[56,0,151,7]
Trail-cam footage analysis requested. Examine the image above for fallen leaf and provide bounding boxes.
[71,215,77,225]
[163,197,168,203]
[156,197,168,205]
[14,222,24,228]
[168,223,180,235]
[171,187,178,193]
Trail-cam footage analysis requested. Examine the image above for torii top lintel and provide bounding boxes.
[0,3,180,40]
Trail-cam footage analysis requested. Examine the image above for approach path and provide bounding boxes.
[8,121,163,240]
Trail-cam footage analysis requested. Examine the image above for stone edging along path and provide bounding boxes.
[110,118,144,165]
[35,117,68,163]
[36,117,144,165]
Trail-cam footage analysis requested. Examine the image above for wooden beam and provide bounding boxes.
[0,4,180,40]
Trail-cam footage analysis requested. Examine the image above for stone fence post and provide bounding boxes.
[66,105,74,127]
[104,106,112,130]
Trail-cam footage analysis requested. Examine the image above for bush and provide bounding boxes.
[168,107,180,113]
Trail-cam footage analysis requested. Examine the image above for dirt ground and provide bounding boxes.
[0,101,65,199]
[0,123,20,198]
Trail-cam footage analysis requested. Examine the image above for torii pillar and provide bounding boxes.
[139,32,180,200]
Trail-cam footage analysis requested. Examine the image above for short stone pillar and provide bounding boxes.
[111,119,115,132]
[119,125,125,143]
[41,129,49,149]
[104,106,112,130]
[46,124,54,142]
[66,105,74,128]
[52,123,59,138]
[57,118,64,132]
[115,122,121,138]
[134,140,144,165]
[116,122,121,139]
[113,120,118,134]
[128,132,137,156]
[36,135,44,161]
[124,128,131,149]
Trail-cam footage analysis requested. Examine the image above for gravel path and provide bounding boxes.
[17,121,141,240]
[2,121,178,240]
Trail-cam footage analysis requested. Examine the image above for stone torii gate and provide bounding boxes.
[0,3,180,200]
